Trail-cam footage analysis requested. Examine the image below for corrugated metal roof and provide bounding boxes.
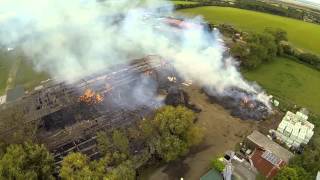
[247,131,294,163]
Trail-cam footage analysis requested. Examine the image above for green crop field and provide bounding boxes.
[243,57,320,113]
[172,1,198,5]
[179,7,320,55]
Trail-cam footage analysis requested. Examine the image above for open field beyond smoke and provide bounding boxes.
[0,51,48,94]
[172,1,198,5]
[179,6,320,55]
[244,57,320,114]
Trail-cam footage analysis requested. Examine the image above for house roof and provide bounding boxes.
[247,131,294,163]
[250,148,286,179]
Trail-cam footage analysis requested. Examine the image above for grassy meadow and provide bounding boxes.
[179,6,320,55]
[244,57,320,113]
[172,1,198,5]
[0,50,49,95]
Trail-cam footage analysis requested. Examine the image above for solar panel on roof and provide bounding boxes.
[261,151,281,165]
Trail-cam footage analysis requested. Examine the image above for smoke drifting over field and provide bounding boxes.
[0,0,270,107]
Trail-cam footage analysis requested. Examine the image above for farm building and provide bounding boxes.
[0,55,180,169]
[274,111,314,148]
[247,130,294,163]
[250,148,286,179]
[246,131,294,179]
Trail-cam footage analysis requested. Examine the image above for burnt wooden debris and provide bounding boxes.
[0,55,180,169]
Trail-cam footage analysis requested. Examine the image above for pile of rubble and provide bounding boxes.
[204,88,270,120]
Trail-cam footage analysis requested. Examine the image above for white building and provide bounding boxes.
[275,111,314,148]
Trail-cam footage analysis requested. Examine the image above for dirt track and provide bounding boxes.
[142,86,259,180]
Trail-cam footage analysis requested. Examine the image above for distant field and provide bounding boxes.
[15,60,49,92]
[0,51,16,94]
[0,50,49,95]
[179,7,320,55]
[172,1,198,5]
[243,57,320,113]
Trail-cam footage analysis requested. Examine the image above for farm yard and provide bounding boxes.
[179,6,320,55]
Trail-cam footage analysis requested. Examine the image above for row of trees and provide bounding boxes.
[0,106,203,179]
[283,44,320,70]
[235,0,320,25]
[236,0,304,20]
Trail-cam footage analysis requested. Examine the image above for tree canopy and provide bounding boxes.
[274,167,299,180]
[59,152,135,180]
[112,130,129,155]
[59,152,94,179]
[105,160,135,180]
[141,106,203,162]
[0,142,54,180]
[231,28,285,69]
[211,158,225,173]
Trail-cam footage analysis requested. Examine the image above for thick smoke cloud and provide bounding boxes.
[0,0,270,106]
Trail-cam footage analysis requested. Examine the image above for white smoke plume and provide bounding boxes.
[0,0,270,107]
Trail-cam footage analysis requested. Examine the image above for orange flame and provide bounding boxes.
[144,70,153,76]
[79,89,104,105]
[240,96,255,109]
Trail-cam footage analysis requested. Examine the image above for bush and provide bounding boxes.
[140,106,204,162]
[211,158,225,173]
[231,30,278,69]
[298,53,320,66]
[274,167,299,180]
[281,43,320,70]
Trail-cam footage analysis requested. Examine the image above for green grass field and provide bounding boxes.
[243,57,320,113]
[179,7,320,55]
[0,51,18,94]
[0,50,49,95]
[14,60,49,91]
[172,1,198,5]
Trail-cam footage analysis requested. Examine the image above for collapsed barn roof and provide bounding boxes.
[0,55,180,167]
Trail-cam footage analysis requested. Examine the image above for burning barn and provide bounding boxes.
[0,55,182,167]
[0,5,274,174]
